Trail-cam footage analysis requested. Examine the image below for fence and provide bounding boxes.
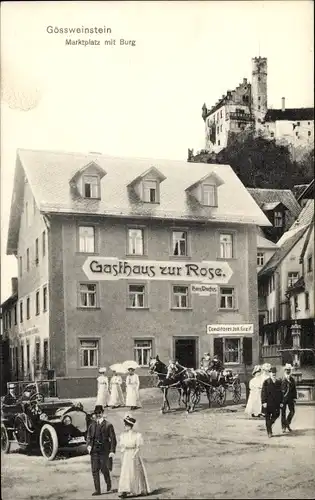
[7,380,57,398]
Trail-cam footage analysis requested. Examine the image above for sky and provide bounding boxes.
[0,0,314,302]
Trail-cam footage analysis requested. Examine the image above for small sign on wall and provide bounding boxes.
[207,324,254,335]
[191,284,218,296]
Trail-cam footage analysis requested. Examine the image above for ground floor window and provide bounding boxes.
[80,340,99,367]
[134,339,152,366]
[224,338,241,364]
[43,339,49,370]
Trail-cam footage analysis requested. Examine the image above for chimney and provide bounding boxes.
[281,97,285,112]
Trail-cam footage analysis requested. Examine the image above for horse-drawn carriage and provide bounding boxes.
[149,357,242,413]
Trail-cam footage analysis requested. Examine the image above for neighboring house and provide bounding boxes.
[248,188,301,242]
[6,148,271,397]
[0,278,18,389]
[263,101,314,160]
[256,229,277,273]
[258,200,314,369]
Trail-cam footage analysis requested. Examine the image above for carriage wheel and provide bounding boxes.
[216,386,226,406]
[1,424,11,453]
[232,380,242,404]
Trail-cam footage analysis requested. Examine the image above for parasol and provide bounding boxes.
[122,360,140,370]
[109,363,128,374]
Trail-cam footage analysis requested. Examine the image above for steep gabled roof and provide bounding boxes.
[264,107,314,122]
[287,199,314,233]
[247,188,301,218]
[258,225,309,278]
[297,179,314,203]
[7,149,272,254]
[257,234,277,249]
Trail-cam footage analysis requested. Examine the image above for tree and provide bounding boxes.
[189,133,314,189]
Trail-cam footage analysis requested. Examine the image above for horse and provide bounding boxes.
[165,361,198,413]
[148,356,183,413]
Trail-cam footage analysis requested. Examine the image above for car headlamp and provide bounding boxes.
[39,413,48,421]
[63,415,72,425]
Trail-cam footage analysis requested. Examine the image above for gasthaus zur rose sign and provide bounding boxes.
[82,257,233,284]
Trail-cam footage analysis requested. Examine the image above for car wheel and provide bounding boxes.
[39,424,58,461]
[14,416,31,451]
[1,424,11,453]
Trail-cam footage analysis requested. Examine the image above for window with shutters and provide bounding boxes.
[224,338,240,364]
[43,340,49,370]
[79,340,99,368]
[243,337,253,365]
[35,340,41,371]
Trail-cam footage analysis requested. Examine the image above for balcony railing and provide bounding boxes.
[261,344,282,358]
[228,112,254,122]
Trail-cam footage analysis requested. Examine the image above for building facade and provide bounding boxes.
[6,149,271,396]
[258,200,314,377]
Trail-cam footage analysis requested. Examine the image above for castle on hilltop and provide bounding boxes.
[201,57,314,159]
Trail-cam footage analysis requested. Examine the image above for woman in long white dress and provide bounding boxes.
[245,365,263,417]
[118,415,150,498]
[95,367,109,407]
[125,368,141,410]
[108,371,125,408]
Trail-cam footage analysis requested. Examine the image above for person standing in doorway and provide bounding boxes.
[125,367,141,410]
[96,368,109,408]
[281,363,297,432]
[86,405,117,496]
[261,366,283,438]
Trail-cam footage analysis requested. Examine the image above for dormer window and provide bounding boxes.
[202,184,217,207]
[274,211,283,227]
[83,175,100,199]
[143,180,159,203]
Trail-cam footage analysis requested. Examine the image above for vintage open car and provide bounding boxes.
[1,383,92,461]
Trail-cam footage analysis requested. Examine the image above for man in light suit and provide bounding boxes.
[281,363,297,432]
[87,405,117,496]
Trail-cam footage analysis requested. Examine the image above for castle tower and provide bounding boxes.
[251,57,268,131]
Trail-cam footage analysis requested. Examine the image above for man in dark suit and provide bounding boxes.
[87,405,117,496]
[261,366,283,438]
[3,383,17,405]
[281,363,297,432]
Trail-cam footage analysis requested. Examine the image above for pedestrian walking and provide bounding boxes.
[108,370,125,408]
[281,363,297,433]
[261,366,283,438]
[245,365,263,418]
[118,415,150,498]
[86,405,117,496]
[125,367,141,410]
[96,368,109,408]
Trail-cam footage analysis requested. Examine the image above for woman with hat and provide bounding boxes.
[96,368,109,408]
[108,370,125,408]
[245,365,263,418]
[125,367,141,410]
[118,415,150,498]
